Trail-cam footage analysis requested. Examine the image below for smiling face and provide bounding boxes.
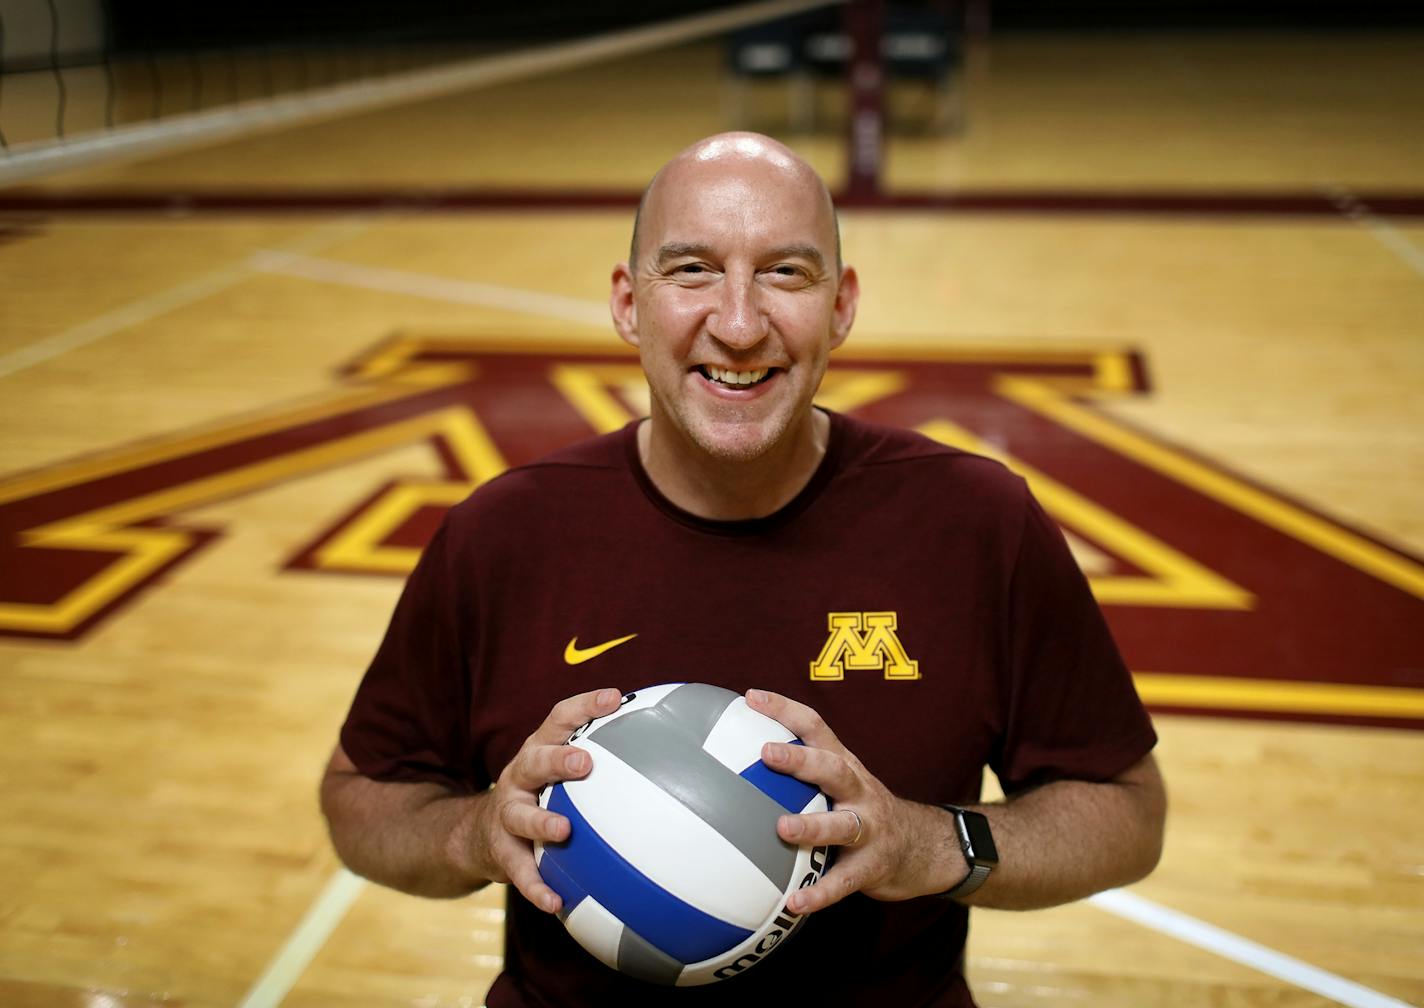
[611,134,858,468]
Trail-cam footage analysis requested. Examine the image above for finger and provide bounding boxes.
[501,797,575,844]
[528,687,623,747]
[760,739,859,796]
[745,689,844,751]
[504,740,595,793]
[498,840,565,914]
[785,863,861,915]
[777,808,864,848]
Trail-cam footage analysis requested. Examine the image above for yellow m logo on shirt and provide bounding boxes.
[810,611,921,681]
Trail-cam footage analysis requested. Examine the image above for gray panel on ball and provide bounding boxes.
[591,692,797,889]
[654,682,738,744]
[617,925,685,986]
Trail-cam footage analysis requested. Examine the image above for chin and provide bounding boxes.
[687,415,788,463]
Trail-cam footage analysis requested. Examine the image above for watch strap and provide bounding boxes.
[940,861,992,900]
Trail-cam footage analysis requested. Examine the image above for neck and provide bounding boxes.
[637,409,831,521]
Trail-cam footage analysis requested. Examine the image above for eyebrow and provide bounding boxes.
[654,242,715,265]
[768,244,826,270]
[653,242,827,270]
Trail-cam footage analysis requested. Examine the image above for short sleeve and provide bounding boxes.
[339,522,481,791]
[991,492,1157,794]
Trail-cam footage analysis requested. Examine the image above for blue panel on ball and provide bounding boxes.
[537,795,588,918]
[542,783,753,964]
[739,742,820,813]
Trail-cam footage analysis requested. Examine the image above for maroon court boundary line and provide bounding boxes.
[3,188,1424,217]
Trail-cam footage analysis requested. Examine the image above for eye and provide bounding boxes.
[669,261,716,280]
[765,263,811,283]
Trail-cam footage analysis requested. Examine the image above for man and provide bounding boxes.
[321,132,1166,1006]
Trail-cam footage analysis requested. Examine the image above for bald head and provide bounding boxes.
[628,132,841,272]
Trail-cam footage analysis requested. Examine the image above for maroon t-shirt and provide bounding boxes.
[341,411,1156,1008]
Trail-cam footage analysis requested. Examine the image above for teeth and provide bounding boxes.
[705,365,769,386]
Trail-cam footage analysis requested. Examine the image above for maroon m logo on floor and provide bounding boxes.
[2,335,1420,728]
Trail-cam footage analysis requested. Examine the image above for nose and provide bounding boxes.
[706,272,769,350]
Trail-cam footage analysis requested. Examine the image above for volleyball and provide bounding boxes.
[534,683,830,986]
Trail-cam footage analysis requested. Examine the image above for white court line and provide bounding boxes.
[1359,218,1424,279]
[0,263,255,380]
[1091,889,1417,1008]
[249,249,611,327]
[0,219,370,381]
[235,868,366,1008]
[1323,185,1424,281]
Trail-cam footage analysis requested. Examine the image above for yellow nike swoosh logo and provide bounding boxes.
[564,633,637,665]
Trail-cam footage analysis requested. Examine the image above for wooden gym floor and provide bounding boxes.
[1,26,1422,1008]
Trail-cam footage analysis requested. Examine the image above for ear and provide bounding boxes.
[610,262,639,347]
[829,264,859,351]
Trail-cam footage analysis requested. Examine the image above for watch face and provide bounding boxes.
[962,810,999,866]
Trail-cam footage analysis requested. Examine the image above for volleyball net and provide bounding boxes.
[0,0,980,191]
[0,0,880,186]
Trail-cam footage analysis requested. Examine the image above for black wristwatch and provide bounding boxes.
[936,804,999,900]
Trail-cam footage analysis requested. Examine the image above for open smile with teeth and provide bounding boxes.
[698,365,776,388]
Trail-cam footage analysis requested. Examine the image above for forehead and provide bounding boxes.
[641,155,835,257]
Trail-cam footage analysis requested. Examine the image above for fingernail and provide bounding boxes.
[598,687,620,706]
[542,893,560,913]
[747,689,768,705]
[787,892,805,914]
[565,750,588,774]
[781,816,803,840]
[763,742,785,764]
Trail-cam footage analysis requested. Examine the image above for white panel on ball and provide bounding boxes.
[561,895,625,972]
[700,696,797,774]
[562,737,781,929]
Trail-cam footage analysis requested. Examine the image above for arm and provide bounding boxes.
[319,687,623,909]
[955,752,1165,910]
[747,690,1165,915]
[319,745,488,899]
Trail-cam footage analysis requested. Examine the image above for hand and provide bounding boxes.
[746,689,966,915]
[465,686,622,914]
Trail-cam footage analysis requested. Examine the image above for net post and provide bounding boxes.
[843,0,885,203]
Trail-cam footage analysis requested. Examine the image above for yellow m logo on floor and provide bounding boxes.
[810,611,920,681]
